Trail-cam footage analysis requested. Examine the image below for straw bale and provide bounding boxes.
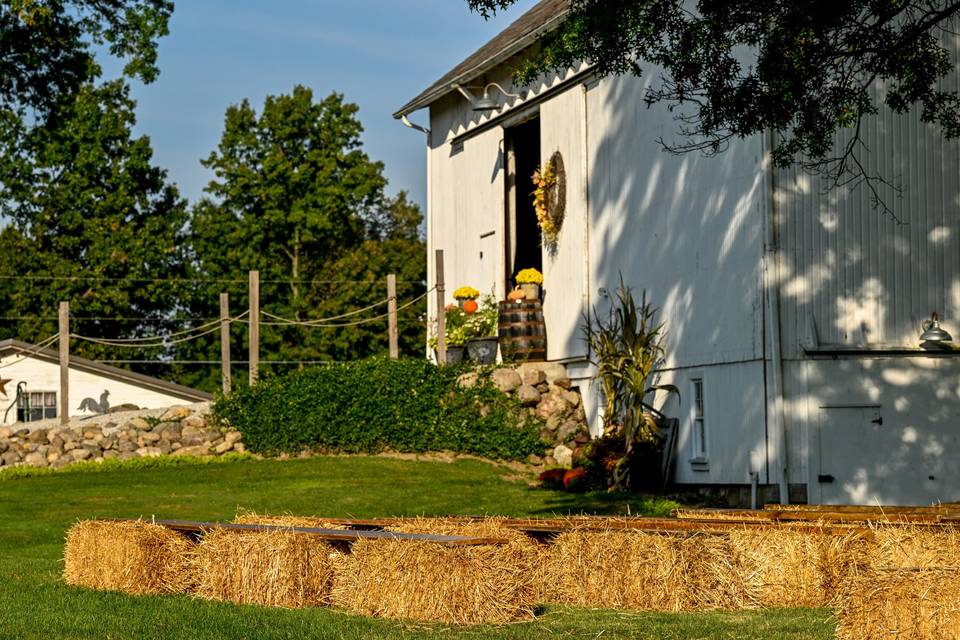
[233,510,349,530]
[330,517,541,624]
[192,527,340,608]
[836,568,960,640]
[869,525,960,569]
[541,527,757,612]
[726,528,869,608]
[63,520,195,595]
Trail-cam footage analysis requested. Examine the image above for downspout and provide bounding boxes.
[400,115,433,357]
[763,129,790,505]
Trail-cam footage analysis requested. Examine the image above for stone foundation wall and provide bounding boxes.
[0,404,242,470]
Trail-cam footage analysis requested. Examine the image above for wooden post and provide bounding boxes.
[387,274,399,359]
[220,293,231,396]
[58,301,69,425]
[248,270,259,386]
[435,249,446,366]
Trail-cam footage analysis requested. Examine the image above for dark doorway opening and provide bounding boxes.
[505,116,542,284]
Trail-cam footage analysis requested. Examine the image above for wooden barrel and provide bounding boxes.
[498,301,546,362]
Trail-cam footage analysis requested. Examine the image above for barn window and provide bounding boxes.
[17,391,57,423]
[690,378,707,463]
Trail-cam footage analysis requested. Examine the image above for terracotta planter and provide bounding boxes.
[466,337,498,364]
[520,283,541,301]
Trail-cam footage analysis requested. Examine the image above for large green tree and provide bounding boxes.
[0,79,190,374]
[470,0,960,211]
[178,87,425,391]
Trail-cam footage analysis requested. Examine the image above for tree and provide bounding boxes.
[0,79,190,375]
[0,0,172,125]
[469,0,960,212]
[178,88,425,391]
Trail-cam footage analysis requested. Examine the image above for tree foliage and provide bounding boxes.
[0,0,172,124]
[0,80,190,372]
[177,87,426,391]
[469,0,960,211]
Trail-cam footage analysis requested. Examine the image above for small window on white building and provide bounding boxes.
[17,391,56,423]
[691,378,707,461]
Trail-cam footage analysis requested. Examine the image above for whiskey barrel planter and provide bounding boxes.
[498,301,546,362]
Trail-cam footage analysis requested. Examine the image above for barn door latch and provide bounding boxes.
[817,474,835,483]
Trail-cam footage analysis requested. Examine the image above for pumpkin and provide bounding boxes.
[462,298,479,314]
[507,287,526,301]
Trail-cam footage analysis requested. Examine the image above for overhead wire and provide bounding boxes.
[260,288,433,328]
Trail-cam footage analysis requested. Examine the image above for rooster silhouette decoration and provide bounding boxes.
[77,390,110,415]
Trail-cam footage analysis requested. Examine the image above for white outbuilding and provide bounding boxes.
[0,339,211,425]
[395,0,960,505]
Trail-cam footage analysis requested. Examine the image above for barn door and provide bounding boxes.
[538,86,588,360]
[815,405,931,505]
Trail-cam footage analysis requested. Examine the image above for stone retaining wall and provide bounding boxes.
[463,363,590,468]
[0,363,590,472]
[0,404,242,470]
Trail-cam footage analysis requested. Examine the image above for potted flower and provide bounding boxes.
[515,268,544,301]
[464,295,499,364]
[429,305,469,364]
[452,285,480,310]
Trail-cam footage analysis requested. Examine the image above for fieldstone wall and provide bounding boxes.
[0,403,243,470]
[460,363,591,468]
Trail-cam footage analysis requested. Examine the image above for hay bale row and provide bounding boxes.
[64,520,195,595]
[62,514,960,629]
[835,568,960,640]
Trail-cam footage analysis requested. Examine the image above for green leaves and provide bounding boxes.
[0,1,173,127]
[178,88,427,391]
[0,79,190,368]
[213,359,545,461]
[482,0,960,209]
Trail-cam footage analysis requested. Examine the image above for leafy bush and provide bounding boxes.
[214,358,544,460]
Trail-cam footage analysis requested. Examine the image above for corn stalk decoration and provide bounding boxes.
[583,276,678,489]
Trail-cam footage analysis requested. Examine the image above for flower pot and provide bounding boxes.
[435,347,464,365]
[520,283,540,301]
[466,337,498,364]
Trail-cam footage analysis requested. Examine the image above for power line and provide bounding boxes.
[260,288,432,328]
[0,275,425,285]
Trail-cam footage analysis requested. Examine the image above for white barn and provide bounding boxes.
[395,0,960,505]
[0,339,211,425]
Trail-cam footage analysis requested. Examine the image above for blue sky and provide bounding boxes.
[115,0,539,211]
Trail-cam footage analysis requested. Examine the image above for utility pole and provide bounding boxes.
[387,274,399,359]
[58,302,69,425]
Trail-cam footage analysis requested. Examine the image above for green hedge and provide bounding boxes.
[213,359,544,461]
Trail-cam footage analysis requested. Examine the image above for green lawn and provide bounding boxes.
[0,456,835,639]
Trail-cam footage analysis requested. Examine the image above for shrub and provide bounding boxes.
[214,358,545,461]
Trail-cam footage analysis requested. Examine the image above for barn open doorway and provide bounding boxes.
[505,116,542,285]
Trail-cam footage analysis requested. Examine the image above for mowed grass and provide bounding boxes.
[0,455,835,639]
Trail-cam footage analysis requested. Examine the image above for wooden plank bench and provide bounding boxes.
[101,519,507,547]
[318,515,877,538]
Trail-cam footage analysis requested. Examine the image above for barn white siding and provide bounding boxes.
[540,85,589,361]
[416,13,960,503]
[0,355,204,425]
[769,26,960,502]
[584,72,767,370]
